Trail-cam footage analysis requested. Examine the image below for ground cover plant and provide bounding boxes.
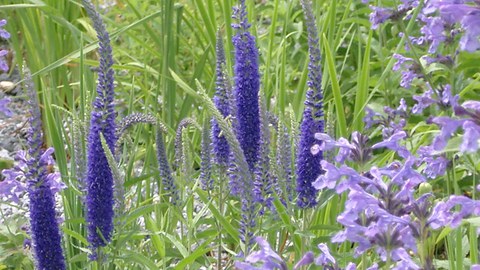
[0,0,479,269]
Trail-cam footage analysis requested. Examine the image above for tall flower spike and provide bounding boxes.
[23,68,66,270]
[83,0,117,255]
[232,0,261,172]
[296,0,325,209]
[253,93,275,213]
[156,126,179,205]
[200,121,213,190]
[212,32,231,167]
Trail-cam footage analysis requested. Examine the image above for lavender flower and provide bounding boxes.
[212,33,231,166]
[416,146,449,178]
[83,0,117,253]
[0,19,9,72]
[23,69,66,270]
[1,148,65,203]
[392,54,422,89]
[429,195,480,229]
[236,237,356,270]
[432,100,480,152]
[232,0,261,172]
[0,49,8,72]
[430,1,480,52]
[0,97,12,116]
[0,19,10,39]
[296,0,324,209]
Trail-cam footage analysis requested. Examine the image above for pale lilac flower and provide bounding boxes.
[372,130,410,158]
[429,195,480,229]
[0,19,10,39]
[0,50,8,72]
[369,6,393,29]
[416,146,449,178]
[0,97,12,116]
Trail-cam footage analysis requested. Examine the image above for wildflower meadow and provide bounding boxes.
[1,0,480,269]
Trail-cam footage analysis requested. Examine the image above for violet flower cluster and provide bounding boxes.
[232,0,261,173]
[0,96,12,117]
[0,19,9,72]
[0,19,11,116]
[212,33,232,167]
[82,0,117,255]
[6,70,66,269]
[236,237,357,270]
[295,0,325,209]
[314,99,480,268]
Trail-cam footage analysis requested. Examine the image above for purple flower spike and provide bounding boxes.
[212,33,231,166]
[22,69,66,270]
[83,0,117,254]
[296,0,325,209]
[232,0,261,172]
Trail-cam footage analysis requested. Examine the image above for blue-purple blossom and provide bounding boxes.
[429,195,480,229]
[1,149,65,203]
[296,0,325,209]
[0,97,12,116]
[0,19,10,39]
[428,1,480,52]
[364,100,408,139]
[22,69,66,270]
[235,237,352,270]
[232,0,261,172]
[83,0,117,253]
[392,54,422,88]
[212,33,231,167]
[369,6,393,29]
[416,146,449,178]
[235,237,288,270]
[0,49,8,72]
[432,100,480,152]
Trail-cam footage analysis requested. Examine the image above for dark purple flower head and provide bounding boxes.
[212,33,231,166]
[232,0,261,172]
[156,128,179,204]
[83,0,117,254]
[20,69,66,270]
[296,0,325,209]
